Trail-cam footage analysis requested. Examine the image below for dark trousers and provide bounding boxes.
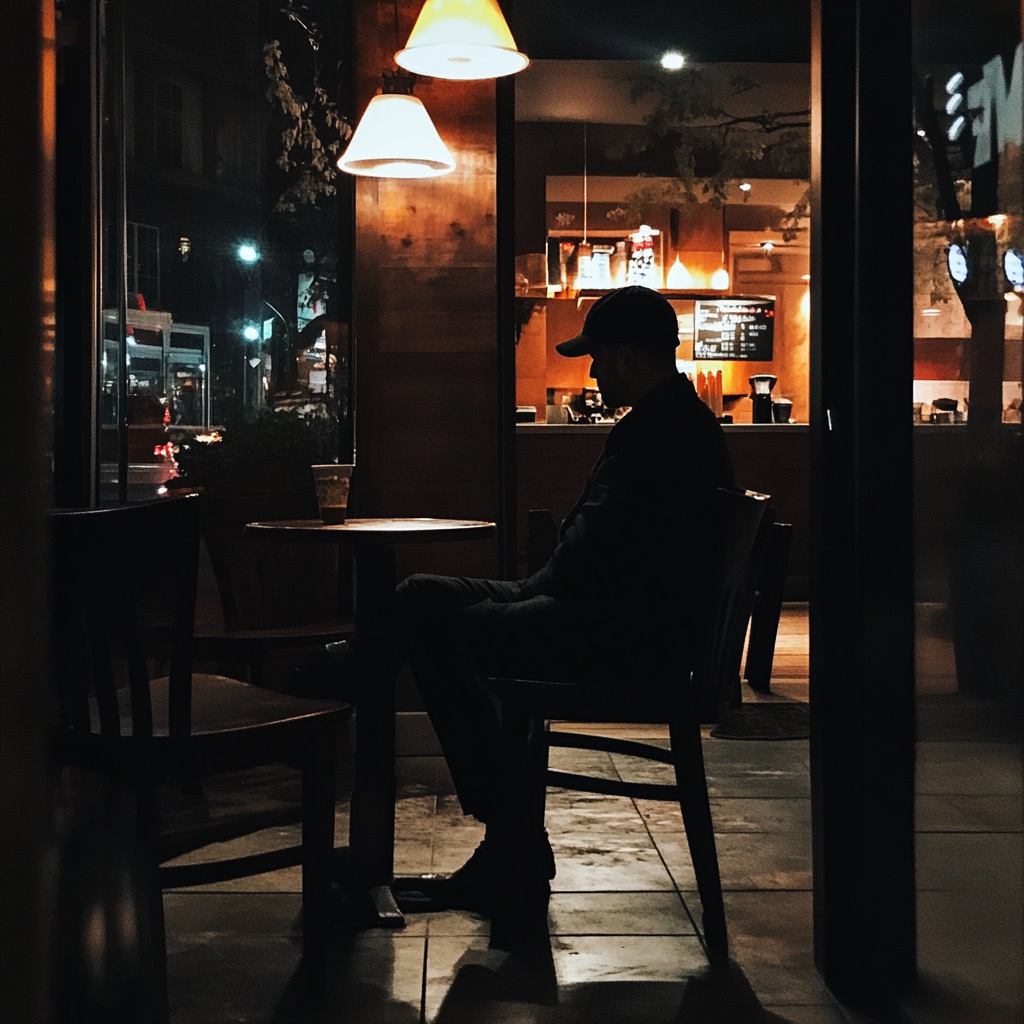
[395,573,591,824]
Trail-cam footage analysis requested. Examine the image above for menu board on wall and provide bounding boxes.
[694,299,775,360]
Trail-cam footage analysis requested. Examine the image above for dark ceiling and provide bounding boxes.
[513,1,811,63]
[512,1,1022,65]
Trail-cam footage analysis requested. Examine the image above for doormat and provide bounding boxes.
[710,702,810,740]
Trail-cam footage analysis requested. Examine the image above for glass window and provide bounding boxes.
[153,78,184,168]
[127,221,160,306]
[514,61,810,427]
[911,5,1023,1019]
[86,0,354,503]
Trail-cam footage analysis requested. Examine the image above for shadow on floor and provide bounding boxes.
[263,931,804,1024]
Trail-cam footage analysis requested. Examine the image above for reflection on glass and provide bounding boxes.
[911,8,1023,1019]
[514,59,811,425]
[97,0,353,502]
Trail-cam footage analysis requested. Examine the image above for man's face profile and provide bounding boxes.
[588,342,627,410]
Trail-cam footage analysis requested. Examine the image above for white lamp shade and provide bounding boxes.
[710,267,730,290]
[395,0,529,80]
[337,94,456,178]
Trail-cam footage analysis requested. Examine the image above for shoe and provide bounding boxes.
[391,833,555,916]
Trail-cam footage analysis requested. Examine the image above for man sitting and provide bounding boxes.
[391,285,734,915]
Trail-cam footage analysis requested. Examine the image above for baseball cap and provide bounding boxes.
[555,286,680,357]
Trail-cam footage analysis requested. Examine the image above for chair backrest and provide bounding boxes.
[694,488,774,709]
[51,496,202,741]
[198,488,353,632]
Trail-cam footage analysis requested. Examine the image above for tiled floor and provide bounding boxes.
[160,602,1022,1022]
[910,605,1024,1023]
[165,605,847,1022]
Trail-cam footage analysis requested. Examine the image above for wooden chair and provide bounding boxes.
[192,488,356,687]
[50,495,352,989]
[486,488,774,965]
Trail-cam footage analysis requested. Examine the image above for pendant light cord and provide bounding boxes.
[582,122,588,244]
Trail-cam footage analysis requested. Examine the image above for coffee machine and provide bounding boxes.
[749,374,778,424]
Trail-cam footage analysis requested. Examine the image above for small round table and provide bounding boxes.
[244,517,496,926]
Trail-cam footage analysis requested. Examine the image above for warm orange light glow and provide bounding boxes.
[710,267,730,290]
[396,0,529,80]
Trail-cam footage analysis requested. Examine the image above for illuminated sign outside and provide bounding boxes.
[947,244,969,284]
[1005,250,1024,288]
[964,44,1023,170]
[694,299,775,361]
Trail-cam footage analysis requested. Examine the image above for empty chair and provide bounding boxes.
[192,487,356,687]
[50,495,351,989]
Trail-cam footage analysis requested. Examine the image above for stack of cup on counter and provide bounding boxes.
[695,369,724,418]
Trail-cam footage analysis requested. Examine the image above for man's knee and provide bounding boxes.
[396,573,457,618]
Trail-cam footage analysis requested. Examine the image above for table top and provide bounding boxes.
[245,517,496,543]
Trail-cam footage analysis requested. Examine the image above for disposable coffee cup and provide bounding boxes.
[772,399,793,423]
[311,464,353,524]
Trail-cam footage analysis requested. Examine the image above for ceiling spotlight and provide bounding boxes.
[660,51,685,70]
[760,241,775,251]
[237,244,260,264]
[739,182,752,192]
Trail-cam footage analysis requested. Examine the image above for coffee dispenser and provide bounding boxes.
[749,374,778,424]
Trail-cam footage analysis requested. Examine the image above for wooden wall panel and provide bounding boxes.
[353,0,500,579]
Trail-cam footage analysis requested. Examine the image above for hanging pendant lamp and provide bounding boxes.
[337,72,456,179]
[710,205,730,290]
[396,0,529,81]
[666,255,695,289]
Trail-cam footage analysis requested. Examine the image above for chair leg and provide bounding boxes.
[301,724,337,987]
[132,778,169,1019]
[490,698,550,951]
[669,717,729,968]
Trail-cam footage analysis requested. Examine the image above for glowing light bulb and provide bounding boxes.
[660,51,685,70]
[666,255,694,289]
[710,267,730,290]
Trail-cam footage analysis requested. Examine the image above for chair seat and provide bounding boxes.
[193,618,355,655]
[136,674,350,737]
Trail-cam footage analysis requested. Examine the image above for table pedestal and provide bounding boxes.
[349,542,404,925]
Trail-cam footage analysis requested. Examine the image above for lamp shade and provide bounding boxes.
[395,0,529,80]
[710,266,730,290]
[666,256,694,289]
[337,93,456,178]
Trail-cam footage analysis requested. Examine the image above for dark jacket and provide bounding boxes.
[520,372,734,677]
